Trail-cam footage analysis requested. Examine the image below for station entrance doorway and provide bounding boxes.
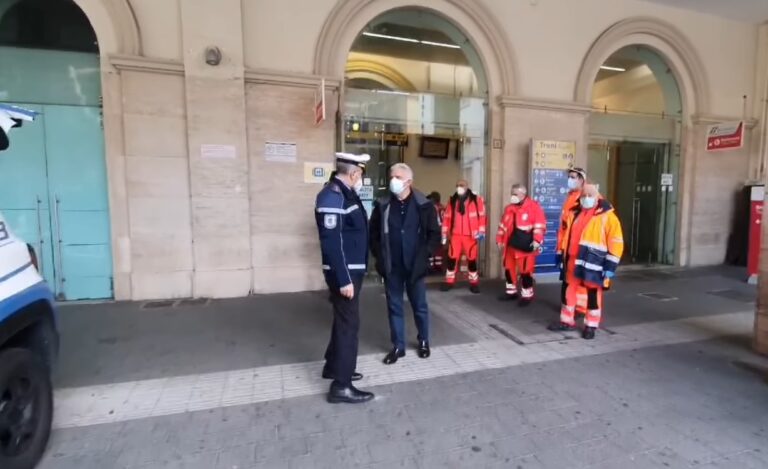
[588,45,683,266]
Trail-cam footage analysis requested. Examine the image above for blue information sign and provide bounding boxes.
[529,140,576,274]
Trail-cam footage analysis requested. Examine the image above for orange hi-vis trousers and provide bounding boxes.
[561,281,603,328]
[445,235,479,285]
[503,248,535,299]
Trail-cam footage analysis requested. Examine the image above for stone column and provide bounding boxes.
[180,0,252,298]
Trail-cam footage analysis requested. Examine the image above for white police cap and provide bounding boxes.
[335,152,370,169]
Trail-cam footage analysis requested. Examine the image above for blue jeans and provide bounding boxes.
[385,270,429,350]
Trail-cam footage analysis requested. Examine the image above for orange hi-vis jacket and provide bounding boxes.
[559,198,624,288]
[557,190,582,253]
[442,191,487,239]
[496,197,546,258]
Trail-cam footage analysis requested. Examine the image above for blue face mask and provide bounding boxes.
[581,196,596,209]
[567,178,580,191]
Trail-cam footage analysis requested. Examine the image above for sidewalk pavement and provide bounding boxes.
[41,266,767,468]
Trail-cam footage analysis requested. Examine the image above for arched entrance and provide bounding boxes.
[315,0,517,278]
[0,0,112,300]
[575,18,709,267]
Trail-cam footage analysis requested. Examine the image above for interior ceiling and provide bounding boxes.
[638,0,768,23]
[350,22,469,66]
[596,57,646,81]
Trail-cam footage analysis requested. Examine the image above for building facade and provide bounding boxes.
[1,0,767,303]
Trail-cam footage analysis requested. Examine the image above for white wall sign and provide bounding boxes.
[264,141,297,163]
[661,173,673,186]
[201,144,236,159]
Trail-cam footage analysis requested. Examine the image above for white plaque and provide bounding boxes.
[264,141,297,163]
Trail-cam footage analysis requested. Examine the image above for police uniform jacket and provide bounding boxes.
[315,177,368,289]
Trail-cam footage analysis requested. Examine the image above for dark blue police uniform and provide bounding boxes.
[315,176,368,386]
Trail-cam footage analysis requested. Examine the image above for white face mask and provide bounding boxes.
[510,195,521,205]
[567,178,580,191]
[456,187,467,196]
[581,196,596,209]
[389,177,406,195]
[353,177,363,193]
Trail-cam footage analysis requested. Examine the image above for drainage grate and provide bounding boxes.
[178,298,210,307]
[638,292,678,302]
[707,289,756,303]
[142,300,176,309]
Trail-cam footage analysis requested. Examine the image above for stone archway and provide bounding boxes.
[314,0,517,96]
[574,17,710,267]
[574,17,709,119]
[72,0,141,56]
[314,0,518,279]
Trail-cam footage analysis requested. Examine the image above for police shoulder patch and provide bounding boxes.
[324,214,338,229]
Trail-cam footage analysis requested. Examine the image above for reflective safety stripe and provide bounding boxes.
[521,288,534,299]
[606,254,620,264]
[575,259,604,272]
[516,225,533,230]
[323,264,366,270]
[586,309,602,327]
[316,205,359,215]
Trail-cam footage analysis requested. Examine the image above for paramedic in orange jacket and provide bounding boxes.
[441,179,486,294]
[496,184,546,305]
[548,184,624,340]
[557,167,589,316]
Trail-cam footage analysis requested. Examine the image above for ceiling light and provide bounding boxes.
[600,65,626,72]
[420,40,461,49]
[363,32,461,49]
[362,32,419,43]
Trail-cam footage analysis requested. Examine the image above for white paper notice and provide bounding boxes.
[201,144,237,159]
[264,142,297,163]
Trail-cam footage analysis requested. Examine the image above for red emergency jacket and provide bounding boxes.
[496,197,546,256]
[442,191,486,238]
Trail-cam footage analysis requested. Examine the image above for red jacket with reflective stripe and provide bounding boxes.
[496,197,547,252]
[442,192,486,238]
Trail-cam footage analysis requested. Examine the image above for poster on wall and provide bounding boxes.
[529,139,576,275]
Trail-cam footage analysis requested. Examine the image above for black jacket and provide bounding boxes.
[369,189,441,283]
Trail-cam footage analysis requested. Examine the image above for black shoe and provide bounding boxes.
[322,370,363,382]
[582,327,597,340]
[440,283,453,292]
[469,285,480,294]
[417,341,431,359]
[383,348,406,365]
[498,293,518,301]
[327,383,374,404]
[547,321,576,332]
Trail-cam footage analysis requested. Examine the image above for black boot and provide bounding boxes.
[582,327,597,340]
[440,283,453,292]
[383,348,406,365]
[327,382,374,404]
[417,341,431,359]
[519,297,532,307]
[547,321,576,332]
[469,284,480,294]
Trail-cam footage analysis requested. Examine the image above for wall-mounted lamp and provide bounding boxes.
[205,46,222,66]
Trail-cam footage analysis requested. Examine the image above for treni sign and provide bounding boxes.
[706,121,744,152]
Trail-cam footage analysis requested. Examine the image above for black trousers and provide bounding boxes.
[324,275,364,386]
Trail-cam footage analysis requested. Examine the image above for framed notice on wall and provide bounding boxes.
[420,136,450,159]
[529,139,576,275]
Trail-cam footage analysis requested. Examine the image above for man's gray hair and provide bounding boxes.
[511,183,527,195]
[390,163,414,181]
[336,161,360,175]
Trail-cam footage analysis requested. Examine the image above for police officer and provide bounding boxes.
[315,152,375,404]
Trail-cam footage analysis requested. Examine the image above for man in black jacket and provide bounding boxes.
[370,163,442,365]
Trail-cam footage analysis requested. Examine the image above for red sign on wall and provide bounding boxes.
[706,121,744,152]
[748,185,764,284]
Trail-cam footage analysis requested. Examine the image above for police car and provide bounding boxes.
[0,104,58,469]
